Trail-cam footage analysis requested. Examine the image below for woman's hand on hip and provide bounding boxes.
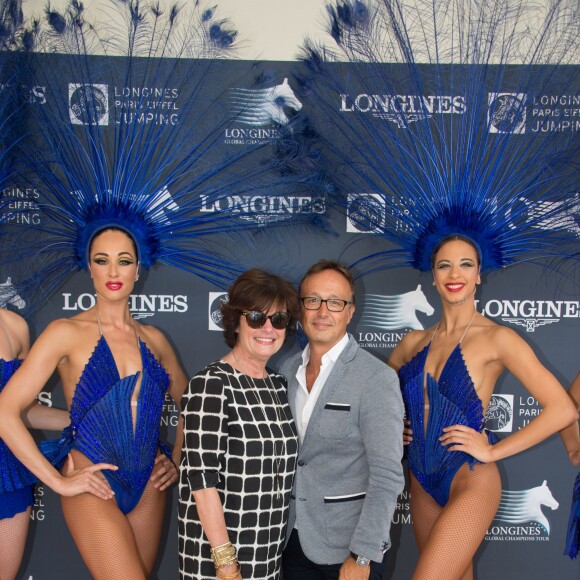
[440,425,495,463]
[151,453,178,490]
[57,453,117,499]
[403,419,413,446]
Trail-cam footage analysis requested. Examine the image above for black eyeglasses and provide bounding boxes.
[300,297,353,312]
[241,311,292,330]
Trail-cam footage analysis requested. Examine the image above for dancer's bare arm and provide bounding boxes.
[0,319,116,498]
[560,373,580,466]
[442,327,578,461]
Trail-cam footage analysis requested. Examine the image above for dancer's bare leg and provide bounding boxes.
[126,476,166,575]
[409,473,442,551]
[0,507,31,580]
[411,463,501,580]
[60,451,146,579]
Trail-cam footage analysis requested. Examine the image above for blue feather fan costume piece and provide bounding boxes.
[0,0,324,303]
[298,0,578,275]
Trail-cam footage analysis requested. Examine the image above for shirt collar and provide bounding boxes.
[301,333,350,366]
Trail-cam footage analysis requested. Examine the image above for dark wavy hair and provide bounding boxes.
[220,269,299,348]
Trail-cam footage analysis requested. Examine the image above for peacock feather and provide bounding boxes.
[0,0,323,306]
[298,0,578,274]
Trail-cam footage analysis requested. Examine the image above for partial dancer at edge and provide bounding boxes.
[0,308,68,580]
[0,6,69,577]
[560,372,580,559]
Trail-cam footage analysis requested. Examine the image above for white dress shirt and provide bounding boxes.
[294,333,350,443]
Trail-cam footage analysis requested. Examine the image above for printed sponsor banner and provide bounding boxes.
[1,187,42,226]
[209,291,228,331]
[485,394,514,433]
[0,277,26,309]
[225,78,302,145]
[69,83,109,126]
[356,286,435,350]
[485,481,559,542]
[62,292,188,319]
[477,298,579,332]
[340,92,466,127]
[488,92,527,134]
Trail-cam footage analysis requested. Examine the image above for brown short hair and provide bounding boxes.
[220,269,299,348]
[299,260,356,305]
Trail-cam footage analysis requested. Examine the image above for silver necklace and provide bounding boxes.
[231,350,287,501]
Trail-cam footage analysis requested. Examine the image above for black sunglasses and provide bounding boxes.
[241,311,291,330]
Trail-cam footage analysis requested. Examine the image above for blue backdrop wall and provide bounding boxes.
[1,51,578,579]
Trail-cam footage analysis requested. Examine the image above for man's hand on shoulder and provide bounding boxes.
[339,555,371,580]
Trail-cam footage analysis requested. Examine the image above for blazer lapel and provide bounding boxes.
[285,356,301,421]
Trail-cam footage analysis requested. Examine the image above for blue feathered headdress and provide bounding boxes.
[1,0,322,301]
[299,0,579,273]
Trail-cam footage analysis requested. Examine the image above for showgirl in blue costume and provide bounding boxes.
[0,226,186,579]
[300,1,579,578]
[397,306,499,508]
[387,234,578,580]
[560,373,580,559]
[0,1,317,577]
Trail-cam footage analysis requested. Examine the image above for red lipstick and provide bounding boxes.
[106,282,123,291]
[445,283,465,293]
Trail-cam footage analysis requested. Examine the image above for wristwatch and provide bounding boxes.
[351,553,371,567]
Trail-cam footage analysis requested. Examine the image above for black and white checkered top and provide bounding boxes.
[178,361,298,579]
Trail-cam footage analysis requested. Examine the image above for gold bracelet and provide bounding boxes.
[216,557,238,569]
[211,548,236,565]
[216,563,241,579]
[211,542,237,568]
[211,541,236,554]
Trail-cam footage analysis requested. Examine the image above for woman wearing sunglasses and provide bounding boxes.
[178,269,299,579]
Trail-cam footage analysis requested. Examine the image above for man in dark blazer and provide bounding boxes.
[281,260,404,580]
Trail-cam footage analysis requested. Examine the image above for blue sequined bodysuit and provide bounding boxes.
[399,335,497,507]
[43,335,170,514]
[0,358,37,519]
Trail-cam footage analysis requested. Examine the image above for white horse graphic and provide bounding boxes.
[0,278,25,310]
[494,480,559,533]
[506,194,579,237]
[229,78,302,126]
[147,185,179,226]
[359,285,434,330]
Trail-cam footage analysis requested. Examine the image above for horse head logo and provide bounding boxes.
[147,186,179,227]
[507,195,580,237]
[495,480,558,534]
[230,78,302,126]
[0,278,25,310]
[488,93,526,134]
[359,285,434,330]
